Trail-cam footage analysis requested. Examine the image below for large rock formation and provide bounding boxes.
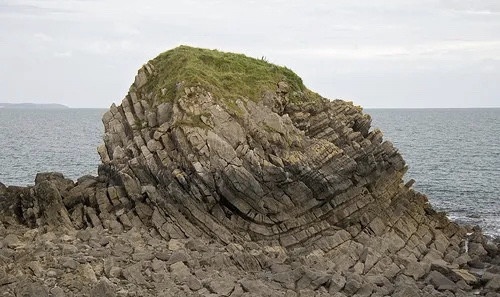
[1,46,499,297]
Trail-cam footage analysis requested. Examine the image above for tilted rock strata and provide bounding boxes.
[1,47,500,297]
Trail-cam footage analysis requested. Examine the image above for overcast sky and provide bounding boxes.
[1,0,499,108]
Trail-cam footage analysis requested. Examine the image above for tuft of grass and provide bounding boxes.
[175,113,211,129]
[145,46,309,104]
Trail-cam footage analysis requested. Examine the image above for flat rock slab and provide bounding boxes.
[426,270,457,292]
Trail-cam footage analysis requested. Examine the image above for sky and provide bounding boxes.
[0,0,499,108]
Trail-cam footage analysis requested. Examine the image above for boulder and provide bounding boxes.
[450,269,478,285]
[15,279,49,297]
[34,181,74,230]
[91,279,116,297]
[123,263,147,285]
[404,261,428,280]
[425,271,457,292]
[485,275,500,291]
[4,234,22,249]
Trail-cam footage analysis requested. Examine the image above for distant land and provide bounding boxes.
[0,103,69,109]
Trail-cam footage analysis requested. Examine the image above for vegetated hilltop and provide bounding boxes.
[0,46,499,297]
[142,45,308,102]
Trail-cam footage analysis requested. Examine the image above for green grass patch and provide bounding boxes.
[175,113,211,129]
[145,46,310,104]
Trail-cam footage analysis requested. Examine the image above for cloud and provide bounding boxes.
[269,40,500,61]
[453,9,500,15]
[78,39,147,56]
[34,32,52,42]
[0,1,72,16]
[53,51,72,58]
[439,0,500,13]
[0,0,499,108]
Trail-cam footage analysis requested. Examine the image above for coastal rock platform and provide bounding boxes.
[1,46,499,297]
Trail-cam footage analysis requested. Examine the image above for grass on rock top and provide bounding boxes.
[145,46,307,103]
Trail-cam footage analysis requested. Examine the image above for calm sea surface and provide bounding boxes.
[0,108,499,236]
[0,109,105,186]
[368,108,500,237]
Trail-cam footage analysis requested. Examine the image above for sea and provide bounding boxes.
[0,108,499,237]
[368,108,500,238]
[0,109,105,186]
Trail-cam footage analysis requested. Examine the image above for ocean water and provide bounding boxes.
[0,108,499,236]
[0,109,105,186]
[368,108,500,237]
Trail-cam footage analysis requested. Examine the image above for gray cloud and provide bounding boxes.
[0,0,499,108]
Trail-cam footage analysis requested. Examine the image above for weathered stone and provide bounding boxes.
[91,279,116,297]
[450,269,478,284]
[132,250,154,261]
[469,242,488,258]
[49,287,65,297]
[166,250,189,265]
[343,278,362,295]
[4,234,22,249]
[15,280,49,297]
[0,182,6,195]
[28,261,43,277]
[186,238,208,252]
[238,278,271,296]
[62,258,79,270]
[170,261,191,283]
[78,263,98,283]
[109,266,122,278]
[485,275,500,291]
[168,239,184,251]
[134,68,148,88]
[187,276,203,291]
[207,275,236,296]
[404,261,427,280]
[271,269,302,289]
[392,283,421,297]
[425,271,457,292]
[123,263,147,285]
[329,273,346,293]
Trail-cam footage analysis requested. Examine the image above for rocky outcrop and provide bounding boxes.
[1,46,500,296]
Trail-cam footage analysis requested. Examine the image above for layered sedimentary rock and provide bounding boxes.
[1,46,500,297]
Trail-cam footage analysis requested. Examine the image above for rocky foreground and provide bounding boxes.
[1,46,500,297]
